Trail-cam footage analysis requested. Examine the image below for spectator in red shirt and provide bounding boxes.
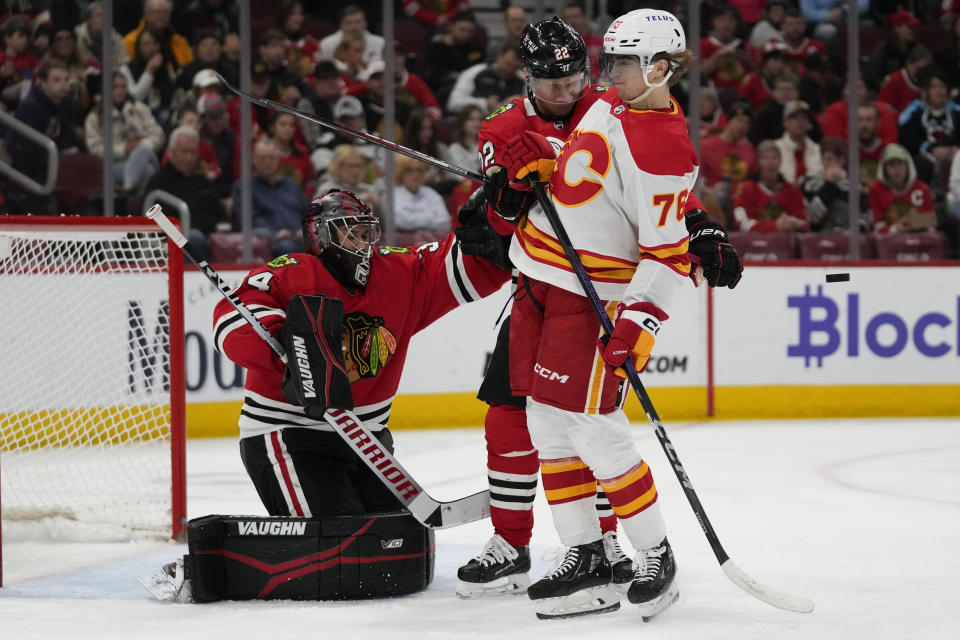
[278,0,321,79]
[858,102,887,183]
[738,40,787,109]
[733,140,809,232]
[699,86,724,138]
[561,1,603,78]
[868,142,935,234]
[778,7,826,74]
[353,55,441,121]
[402,0,472,31]
[701,101,757,191]
[878,45,932,115]
[820,78,899,146]
[266,111,314,196]
[701,5,752,104]
[749,0,789,58]
[0,15,40,109]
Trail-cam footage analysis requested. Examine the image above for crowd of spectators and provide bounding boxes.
[0,1,958,260]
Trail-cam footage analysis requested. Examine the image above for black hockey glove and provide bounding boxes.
[280,294,353,418]
[454,186,513,270]
[686,209,743,289]
[482,167,532,224]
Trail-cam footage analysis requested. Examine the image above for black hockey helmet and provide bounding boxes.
[520,17,587,79]
[303,189,381,288]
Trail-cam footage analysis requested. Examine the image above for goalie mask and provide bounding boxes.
[599,9,686,101]
[303,190,381,289]
[520,17,589,112]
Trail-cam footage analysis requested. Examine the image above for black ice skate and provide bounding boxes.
[456,534,531,598]
[627,537,679,621]
[602,530,634,590]
[527,541,620,620]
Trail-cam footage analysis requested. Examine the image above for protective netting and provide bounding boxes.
[0,225,177,541]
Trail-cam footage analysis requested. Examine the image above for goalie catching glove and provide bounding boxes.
[597,302,669,377]
[280,294,353,417]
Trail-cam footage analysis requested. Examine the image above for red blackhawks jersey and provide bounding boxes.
[478,87,705,234]
[213,239,510,438]
[509,91,697,316]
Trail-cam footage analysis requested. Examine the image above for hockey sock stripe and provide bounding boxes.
[266,431,311,517]
[598,462,658,520]
[488,478,538,491]
[490,499,535,511]
[487,469,539,483]
[541,457,598,505]
[594,490,614,517]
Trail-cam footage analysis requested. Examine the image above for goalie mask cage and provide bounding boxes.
[0,216,186,586]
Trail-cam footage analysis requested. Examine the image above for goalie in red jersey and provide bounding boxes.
[213,190,511,519]
[456,16,744,601]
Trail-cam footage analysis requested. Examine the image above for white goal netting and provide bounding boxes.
[0,219,184,542]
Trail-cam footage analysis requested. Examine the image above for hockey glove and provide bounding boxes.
[505,131,557,183]
[454,186,513,270]
[483,166,532,224]
[686,209,743,289]
[598,302,668,377]
[280,294,353,418]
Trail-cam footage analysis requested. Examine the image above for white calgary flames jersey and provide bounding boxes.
[509,91,698,316]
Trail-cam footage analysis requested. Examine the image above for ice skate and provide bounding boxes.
[456,534,531,598]
[602,530,634,591]
[139,557,192,603]
[627,537,678,621]
[527,541,620,620]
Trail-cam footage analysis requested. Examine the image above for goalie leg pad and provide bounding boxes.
[281,294,353,416]
[184,512,434,602]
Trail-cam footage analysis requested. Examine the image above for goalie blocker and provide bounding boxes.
[182,512,435,601]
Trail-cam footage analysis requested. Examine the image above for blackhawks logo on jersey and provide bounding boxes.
[267,255,299,268]
[342,312,398,382]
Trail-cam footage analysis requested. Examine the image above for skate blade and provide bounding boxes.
[456,573,530,599]
[534,585,621,620]
[138,571,179,602]
[638,580,679,622]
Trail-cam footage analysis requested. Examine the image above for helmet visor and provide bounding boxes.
[599,53,650,85]
[527,69,590,107]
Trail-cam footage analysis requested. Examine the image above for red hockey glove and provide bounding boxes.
[597,302,669,377]
[505,131,557,183]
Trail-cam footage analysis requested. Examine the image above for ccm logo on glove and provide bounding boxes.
[598,302,668,377]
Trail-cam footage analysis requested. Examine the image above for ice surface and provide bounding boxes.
[2,418,958,640]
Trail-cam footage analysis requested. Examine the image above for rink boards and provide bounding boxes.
[182,263,960,435]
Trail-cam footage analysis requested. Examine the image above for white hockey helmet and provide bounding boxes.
[601,9,686,95]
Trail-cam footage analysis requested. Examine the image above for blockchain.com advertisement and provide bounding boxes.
[713,266,960,386]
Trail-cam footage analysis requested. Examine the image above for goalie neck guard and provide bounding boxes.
[303,189,381,289]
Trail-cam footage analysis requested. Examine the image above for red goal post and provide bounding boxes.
[0,216,186,586]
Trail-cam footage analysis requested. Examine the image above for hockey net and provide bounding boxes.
[0,216,185,563]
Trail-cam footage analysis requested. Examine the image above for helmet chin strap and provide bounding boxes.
[631,66,672,103]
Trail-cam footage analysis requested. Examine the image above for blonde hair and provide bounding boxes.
[653,49,695,86]
[394,154,426,184]
[329,144,365,180]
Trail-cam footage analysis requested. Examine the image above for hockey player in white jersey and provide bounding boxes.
[495,9,696,620]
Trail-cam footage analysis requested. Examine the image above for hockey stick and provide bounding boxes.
[216,73,484,183]
[145,204,490,530]
[528,183,814,614]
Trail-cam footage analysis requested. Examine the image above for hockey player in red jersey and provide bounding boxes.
[213,190,511,518]
[491,9,699,620]
[457,16,743,601]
